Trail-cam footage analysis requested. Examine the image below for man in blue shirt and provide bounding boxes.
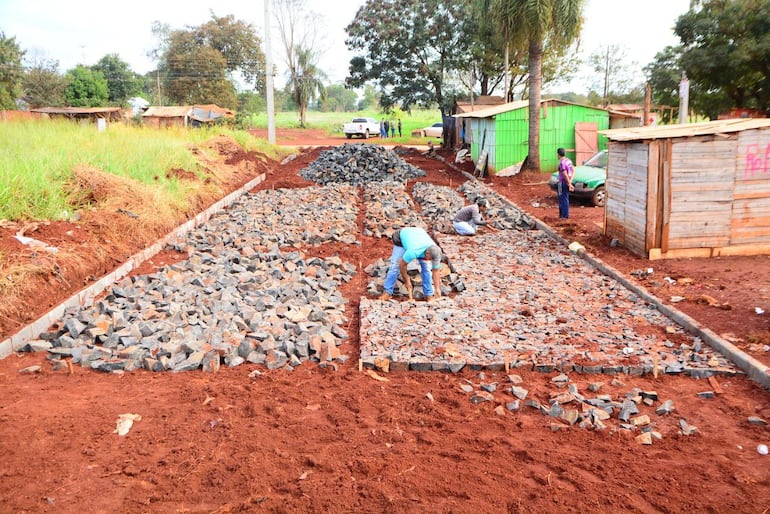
[379,227,442,301]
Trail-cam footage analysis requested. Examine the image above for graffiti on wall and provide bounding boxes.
[744,143,770,178]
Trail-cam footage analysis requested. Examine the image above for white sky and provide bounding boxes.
[0,0,690,94]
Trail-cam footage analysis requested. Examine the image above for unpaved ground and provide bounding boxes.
[0,130,769,513]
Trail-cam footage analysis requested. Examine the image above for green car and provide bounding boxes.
[549,150,607,207]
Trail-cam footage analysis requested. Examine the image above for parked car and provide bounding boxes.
[548,150,608,207]
[421,122,443,138]
[343,117,380,139]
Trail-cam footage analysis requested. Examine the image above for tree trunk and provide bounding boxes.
[504,37,510,102]
[526,38,543,172]
[300,103,307,128]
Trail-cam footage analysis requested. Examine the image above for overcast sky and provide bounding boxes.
[1,0,690,94]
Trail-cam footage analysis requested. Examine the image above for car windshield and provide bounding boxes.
[352,118,367,123]
[583,151,607,168]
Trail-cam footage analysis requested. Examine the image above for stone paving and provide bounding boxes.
[360,184,739,377]
[16,144,741,377]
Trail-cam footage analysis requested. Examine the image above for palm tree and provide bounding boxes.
[492,0,584,172]
[290,46,327,127]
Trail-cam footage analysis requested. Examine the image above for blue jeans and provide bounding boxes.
[383,246,434,297]
[557,182,570,219]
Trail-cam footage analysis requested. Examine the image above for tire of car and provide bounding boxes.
[346,134,352,139]
[592,185,606,207]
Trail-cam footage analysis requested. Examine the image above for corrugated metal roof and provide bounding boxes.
[193,104,235,116]
[453,100,529,118]
[453,98,609,119]
[601,118,770,141]
[142,106,192,118]
[31,107,121,114]
[606,103,643,112]
[455,96,506,113]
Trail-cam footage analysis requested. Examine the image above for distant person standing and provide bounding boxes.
[384,119,390,138]
[397,119,402,137]
[556,147,575,219]
[380,119,387,138]
[390,120,396,138]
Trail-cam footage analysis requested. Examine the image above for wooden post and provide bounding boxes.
[644,84,651,126]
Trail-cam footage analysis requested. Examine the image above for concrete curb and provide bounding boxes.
[0,173,266,360]
[466,177,770,391]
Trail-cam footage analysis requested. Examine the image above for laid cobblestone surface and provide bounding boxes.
[25,186,360,373]
[360,185,739,377]
[19,144,741,378]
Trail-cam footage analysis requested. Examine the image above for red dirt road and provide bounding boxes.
[0,131,768,513]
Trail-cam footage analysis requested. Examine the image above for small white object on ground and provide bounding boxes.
[758,444,768,455]
[114,413,142,436]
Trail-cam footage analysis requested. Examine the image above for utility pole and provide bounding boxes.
[643,83,651,126]
[678,72,689,124]
[265,0,276,144]
[156,70,162,106]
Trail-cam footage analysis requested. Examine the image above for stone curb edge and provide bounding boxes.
[0,174,266,360]
[449,164,770,391]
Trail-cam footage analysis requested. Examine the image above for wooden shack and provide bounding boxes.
[601,118,770,260]
[142,104,234,129]
[454,98,610,174]
[29,107,123,123]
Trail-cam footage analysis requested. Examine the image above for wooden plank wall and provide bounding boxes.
[605,143,628,244]
[667,136,736,248]
[605,142,649,256]
[733,128,770,245]
[622,143,650,255]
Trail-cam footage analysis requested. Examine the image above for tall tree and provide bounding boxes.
[165,30,236,107]
[463,1,507,97]
[0,32,25,109]
[588,44,640,107]
[64,65,109,107]
[644,45,686,122]
[358,84,379,110]
[291,47,326,125]
[23,57,68,108]
[674,0,770,118]
[318,84,358,112]
[345,0,471,114]
[158,13,265,109]
[491,0,584,172]
[92,54,144,105]
[196,14,266,92]
[274,0,327,127]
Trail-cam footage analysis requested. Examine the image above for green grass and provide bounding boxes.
[0,110,442,222]
[248,108,443,143]
[0,120,268,222]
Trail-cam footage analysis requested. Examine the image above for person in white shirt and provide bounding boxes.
[452,197,489,236]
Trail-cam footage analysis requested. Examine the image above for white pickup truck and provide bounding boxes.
[343,117,380,139]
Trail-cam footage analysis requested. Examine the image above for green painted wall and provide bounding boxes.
[490,103,610,172]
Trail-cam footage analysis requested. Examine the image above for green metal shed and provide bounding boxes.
[454,98,611,173]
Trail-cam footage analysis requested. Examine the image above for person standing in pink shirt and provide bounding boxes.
[557,147,575,219]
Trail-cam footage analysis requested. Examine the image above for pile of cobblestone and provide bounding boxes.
[299,144,426,185]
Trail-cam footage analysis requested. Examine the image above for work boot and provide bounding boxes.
[378,292,392,301]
